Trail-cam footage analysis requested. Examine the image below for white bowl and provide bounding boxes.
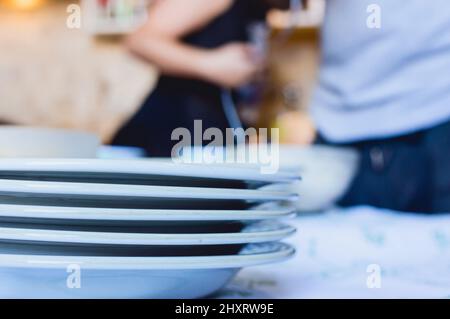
[0,126,100,158]
[268,145,360,212]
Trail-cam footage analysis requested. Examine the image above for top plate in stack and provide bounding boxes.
[0,159,299,188]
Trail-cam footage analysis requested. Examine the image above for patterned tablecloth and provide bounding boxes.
[218,206,450,299]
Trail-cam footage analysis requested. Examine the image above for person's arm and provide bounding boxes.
[126,0,260,88]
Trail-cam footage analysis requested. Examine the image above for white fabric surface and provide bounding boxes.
[218,206,450,299]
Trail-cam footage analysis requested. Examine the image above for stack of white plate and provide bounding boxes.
[0,159,299,299]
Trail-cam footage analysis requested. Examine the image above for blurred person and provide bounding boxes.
[310,0,450,213]
[112,0,290,156]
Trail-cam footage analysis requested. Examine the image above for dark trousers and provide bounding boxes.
[318,119,450,214]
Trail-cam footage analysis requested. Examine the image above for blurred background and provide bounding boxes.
[0,0,323,144]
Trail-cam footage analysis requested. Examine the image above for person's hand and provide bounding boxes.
[201,43,262,88]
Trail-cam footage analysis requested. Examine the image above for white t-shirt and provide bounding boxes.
[312,0,450,142]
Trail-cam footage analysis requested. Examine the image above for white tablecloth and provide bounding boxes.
[218,206,450,299]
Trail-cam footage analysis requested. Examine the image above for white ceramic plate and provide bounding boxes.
[0,158,300,187]
[0,180,296,209]
[0,242,294,299]
[0,203,296,226]
[0,180,292,201]
[0,222,295,246]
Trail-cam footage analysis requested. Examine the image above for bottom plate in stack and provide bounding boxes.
[0,242,294,299]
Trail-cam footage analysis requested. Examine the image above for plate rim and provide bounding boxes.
[0,179,297,202]
[0,158,301,183]
[0,204,297,221]
[0,242,295,270]
[0,222,296,245]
